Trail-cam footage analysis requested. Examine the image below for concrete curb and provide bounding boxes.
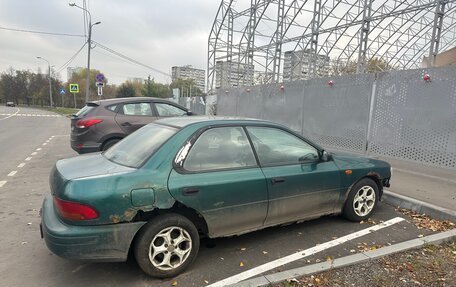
[382,190,456,222]
[230,229,456,287]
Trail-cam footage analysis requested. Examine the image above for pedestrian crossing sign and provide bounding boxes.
[69,84,79,93]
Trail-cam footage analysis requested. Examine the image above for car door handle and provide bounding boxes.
[271,177,286,184]
[121,122,132,127]
[182,187,199,195]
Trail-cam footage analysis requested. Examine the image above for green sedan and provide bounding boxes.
[41,116,391,278]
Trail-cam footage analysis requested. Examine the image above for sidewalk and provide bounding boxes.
[329,148,456,212]
[378,157,456,212]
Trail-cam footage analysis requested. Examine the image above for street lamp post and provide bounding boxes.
[69,3,101,103]
[37,56,53,108]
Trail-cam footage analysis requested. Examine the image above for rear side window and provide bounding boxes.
[183,127,257,172]
[122,103,153,116]
[106,105,117,112]
[75,104,97,117]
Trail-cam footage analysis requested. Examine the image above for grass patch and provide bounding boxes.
[43,107,79,116]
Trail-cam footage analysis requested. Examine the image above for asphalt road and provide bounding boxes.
[0,106,442,287]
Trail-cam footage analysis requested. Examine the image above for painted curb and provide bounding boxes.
[230,229,456,287]
[382,190,456,222]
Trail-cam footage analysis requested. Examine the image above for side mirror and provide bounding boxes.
[186,111,194,116]
[321,150,332,162]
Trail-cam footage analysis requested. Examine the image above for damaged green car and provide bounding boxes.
[41,116,391,278]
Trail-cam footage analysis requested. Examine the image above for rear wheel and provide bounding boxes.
[101,138,120,151]
[343,178,379,222]
[134,213,199,278]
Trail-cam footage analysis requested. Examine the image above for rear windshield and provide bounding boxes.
[75,104,98,117]
[103,124,177,168]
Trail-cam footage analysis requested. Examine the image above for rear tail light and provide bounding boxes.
[53,197,99,221]
[76,118,103,129]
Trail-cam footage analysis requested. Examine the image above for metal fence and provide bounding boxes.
[216,66,456,169]
[178,96,207,115]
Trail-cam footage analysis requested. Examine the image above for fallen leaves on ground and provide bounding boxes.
[397,208,455,231]
[277,240,456,287]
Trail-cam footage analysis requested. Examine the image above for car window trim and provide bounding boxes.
[172,123,324,174]
[173,124,260,175]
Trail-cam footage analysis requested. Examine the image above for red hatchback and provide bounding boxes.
[70,97,193,154]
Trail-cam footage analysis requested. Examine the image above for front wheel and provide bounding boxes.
[343,178,379,222]
[134,213,200,278]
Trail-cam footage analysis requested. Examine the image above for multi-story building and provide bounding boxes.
[67,67,84,81]
[283,50,330,82]
[171,65,206,92]
[215,61,254,89]
[127,77,144,83]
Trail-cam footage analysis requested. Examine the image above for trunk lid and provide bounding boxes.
[49,153,135,196]
[70,102,99,135]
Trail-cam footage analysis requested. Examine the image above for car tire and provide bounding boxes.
[101,139,120,151]
[342,178,379,222]
[134,213,200,278]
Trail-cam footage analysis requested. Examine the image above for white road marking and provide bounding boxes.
[42,143,47,146]
[36,148,42,151]
[0,112,60,118]
[0,108,20,121]
[0,181,6,188]
[207,217,405,287]
[25,157,32,161]
[17,163,25,168]
[31,152,37,155]
[7,171,17,177]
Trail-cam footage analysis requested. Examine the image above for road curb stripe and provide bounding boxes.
[208,217,405,287]
[232,229,456,287]
[383,190,456,222]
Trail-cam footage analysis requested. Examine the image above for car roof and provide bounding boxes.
[88,97,185,107]
[154,116,275,129]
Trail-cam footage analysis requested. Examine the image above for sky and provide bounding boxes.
[0,0,219,85]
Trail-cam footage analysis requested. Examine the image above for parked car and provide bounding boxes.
[6,101,16,107]
[41,117,391,278]
[70,97,193,154]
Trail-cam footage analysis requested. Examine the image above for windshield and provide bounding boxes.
[103,124,177,168]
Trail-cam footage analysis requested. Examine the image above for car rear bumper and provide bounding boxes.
[70,138,101,154]
[40,194,146,262]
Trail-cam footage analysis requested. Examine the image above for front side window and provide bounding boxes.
[246,127,319,166]
[122,103,153,116]
[183,127,257,172]
[155,103,187,117]
[104,124,177,168]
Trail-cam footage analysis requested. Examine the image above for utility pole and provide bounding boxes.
[69,3,101,103]
[37,56,53,108]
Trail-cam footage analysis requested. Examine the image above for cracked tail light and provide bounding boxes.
[53,197,99,221]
